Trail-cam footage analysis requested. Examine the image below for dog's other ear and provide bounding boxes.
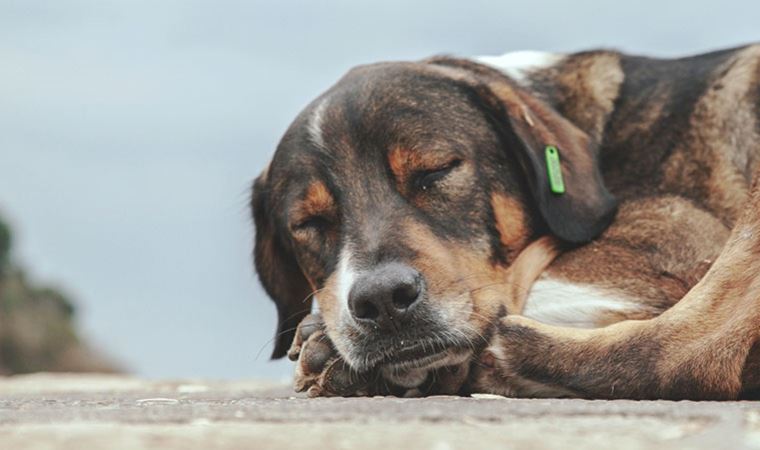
[430,58,617,244]
[251,169,312,359]
[491,83,618,243]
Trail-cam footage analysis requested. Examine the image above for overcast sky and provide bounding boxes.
[1,0,758,379]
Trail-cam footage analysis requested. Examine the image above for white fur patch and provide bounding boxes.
[522,278,637,328]
[307,99,328,149]
[335,246,357,317]
[474,50,564,84]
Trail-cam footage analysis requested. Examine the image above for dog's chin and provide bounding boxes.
[380,348,472,388]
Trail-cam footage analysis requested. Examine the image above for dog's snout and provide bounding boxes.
[348,263,423,330]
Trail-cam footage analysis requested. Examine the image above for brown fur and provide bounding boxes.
[297,182,336,222]
[474,178,760,399]
[470,45,760,399]
[491,193,530,256]
[501,236,560,314]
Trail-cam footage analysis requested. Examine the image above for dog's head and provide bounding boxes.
[252,58,616,372]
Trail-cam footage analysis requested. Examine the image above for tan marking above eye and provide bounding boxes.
[388,146,420,183]
[290,181,337,230]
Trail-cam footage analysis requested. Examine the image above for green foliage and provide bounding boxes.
[0,214,116,374]
[0,218,10,271]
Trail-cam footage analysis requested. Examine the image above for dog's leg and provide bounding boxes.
[472,179,760,400]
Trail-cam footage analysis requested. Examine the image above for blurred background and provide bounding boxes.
[1,0,758,380]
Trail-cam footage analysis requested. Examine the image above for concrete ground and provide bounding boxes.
[1,374,760,449]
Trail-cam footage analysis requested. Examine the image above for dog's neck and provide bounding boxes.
[501,236,561,315]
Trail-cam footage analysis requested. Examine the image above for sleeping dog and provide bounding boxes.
[252,44,760,399]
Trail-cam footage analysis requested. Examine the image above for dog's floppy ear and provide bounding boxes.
[251,168,313,359]
[430,58,617,244]
[488,82,618,243]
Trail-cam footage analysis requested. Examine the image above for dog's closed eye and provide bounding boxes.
[289,181,338,237]
[291,215,331,233]
[413,159,462,192]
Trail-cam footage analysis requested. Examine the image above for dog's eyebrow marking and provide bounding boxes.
[302,181,334,215]
[307,98,329,150]
[291,181,336,228]
[474,50,564,84]
[335,245,357,317]
[388,146,418,182]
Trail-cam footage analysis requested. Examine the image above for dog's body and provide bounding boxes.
[253,44,760,399]
[484,46,758,330]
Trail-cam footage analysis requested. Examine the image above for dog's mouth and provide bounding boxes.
[356,337,471,372]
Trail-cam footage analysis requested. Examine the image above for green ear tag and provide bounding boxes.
[545,145,565,194]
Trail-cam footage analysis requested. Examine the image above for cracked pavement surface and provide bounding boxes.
[2,374,760,449]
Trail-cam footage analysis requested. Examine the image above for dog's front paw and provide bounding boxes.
[288,314,472,397]
[468,332,521,397]
[287,313,375,397]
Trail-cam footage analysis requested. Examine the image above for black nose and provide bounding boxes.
[348,263,423,330]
